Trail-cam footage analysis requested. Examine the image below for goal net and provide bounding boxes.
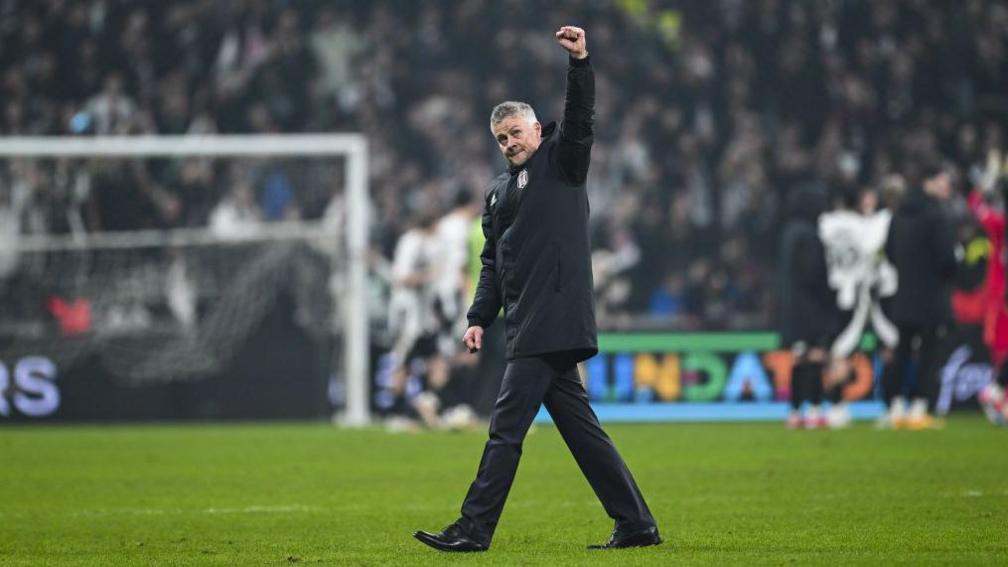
[0,135,369,424]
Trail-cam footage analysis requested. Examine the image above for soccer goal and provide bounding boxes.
[0,135,370,425]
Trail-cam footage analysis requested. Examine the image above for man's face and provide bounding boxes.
[493,115,542,167]
[859,190,878,215]
[925,171,952,201]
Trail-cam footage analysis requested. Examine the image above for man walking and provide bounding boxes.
[413,26,660,552]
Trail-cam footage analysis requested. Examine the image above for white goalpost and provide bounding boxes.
[0,134,371,426]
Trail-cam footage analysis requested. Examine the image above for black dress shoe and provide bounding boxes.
[588,525,662,549]
[413,524,488,552]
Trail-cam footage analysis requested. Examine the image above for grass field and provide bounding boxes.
[1,417,1006,566]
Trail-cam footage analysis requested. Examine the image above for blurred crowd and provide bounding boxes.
[2,0,1008,332]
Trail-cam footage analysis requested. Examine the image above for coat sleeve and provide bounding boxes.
[556,55,595,186]
[466,191,502,328]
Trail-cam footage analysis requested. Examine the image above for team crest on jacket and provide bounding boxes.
[517,169,528,190]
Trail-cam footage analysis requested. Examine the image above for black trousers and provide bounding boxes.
[790,360,824,410]
[884,323,946,408]
[456,352,655,545]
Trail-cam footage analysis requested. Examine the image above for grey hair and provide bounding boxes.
[490,101,537,130]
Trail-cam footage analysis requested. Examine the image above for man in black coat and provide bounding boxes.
[884,163,958,429]
[777,188,834,428]
[413,26,659,553]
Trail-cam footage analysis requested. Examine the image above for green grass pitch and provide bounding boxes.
[1,417,1006,565]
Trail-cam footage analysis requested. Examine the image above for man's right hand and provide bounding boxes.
[463,325,484,353]
[555,26,588,59]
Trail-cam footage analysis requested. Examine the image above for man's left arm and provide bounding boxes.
[555,26,594,186]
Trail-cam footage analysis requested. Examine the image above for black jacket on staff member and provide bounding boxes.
[777,189,835,348]
[885,186,958,328]
[466,55,597,363]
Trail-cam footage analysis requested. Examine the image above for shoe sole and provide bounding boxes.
[587,536,663,550]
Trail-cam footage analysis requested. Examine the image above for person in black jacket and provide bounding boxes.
[777,188,834,429]
[883,163,959,429]
[413,26,659,553]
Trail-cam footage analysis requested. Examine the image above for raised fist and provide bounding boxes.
[555,26,588,59]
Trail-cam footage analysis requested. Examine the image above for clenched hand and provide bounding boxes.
[555,26,588,59]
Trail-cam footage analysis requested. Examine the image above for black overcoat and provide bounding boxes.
[885,188,958,327]
[466,56,597,362]
[777,219,837,347]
